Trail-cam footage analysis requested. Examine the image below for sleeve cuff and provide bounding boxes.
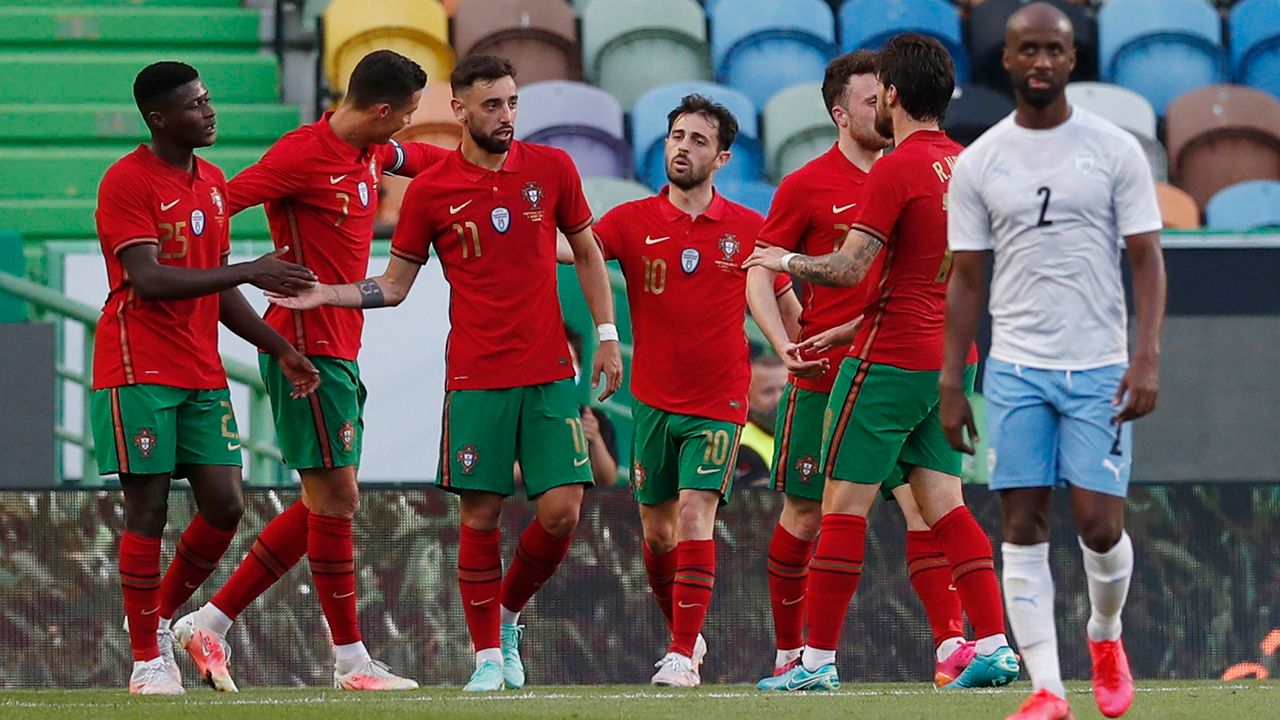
[390,246,428,265]
[562,215,593,236]
[112,237,159,255]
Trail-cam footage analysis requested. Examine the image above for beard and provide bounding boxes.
[850,122,892,152]
[471,126,512,154]
[873,106,894,140]
[666,157,711,190]
[1017,78,1062,109]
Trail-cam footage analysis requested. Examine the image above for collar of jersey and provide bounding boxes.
[317,112,373,164]
[657,184,726,222]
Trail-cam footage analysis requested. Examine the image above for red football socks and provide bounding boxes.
[767,523,815,651]
[643,541,678,628]
[906,529,965,646]
[500,519,572,614]
[458,524,503,651]
[307,512,361,645]
[157,513,236,620]
[932,505,1006,640]
[119,531,162,661]
[804,513,867,651]
[668,539,715,657]
[210,500,310,620]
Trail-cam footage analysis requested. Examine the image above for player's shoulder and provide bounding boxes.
[600,194,659,223]
[961,113,1018,156]
[1071,108,1146,155]
[99,148,152,193]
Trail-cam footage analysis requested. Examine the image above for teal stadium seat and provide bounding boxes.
[0,53,280,104]
[1099,0,1227,116]
[0,6,259,51]
[0,104,300,146]
[762,82,836,182]
[0,0,241,6]
[710,0,836,109]
[717,179,775,216]
[1205,179,1280,230]
[1231,0,1280,99]
[839,0,970,83]
[582,0,711,110]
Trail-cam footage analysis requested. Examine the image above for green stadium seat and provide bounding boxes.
[581,0,711,110]
[762,82,836,183]
[582,177,650,219]
[0,198,271,242]
[0,0,241,6]
[0,53,279,104]
[0,7,259,50]
[0,104,300,146]
[0,147,268,199]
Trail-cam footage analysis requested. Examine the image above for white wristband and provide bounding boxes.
[597,322,619,343]
[780,252,800,273]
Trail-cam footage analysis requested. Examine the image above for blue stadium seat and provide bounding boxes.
[581,0,711,110]
[1099,0,1227,116]
[1230,0,1280,99]
[838,0,969,83]
[631,81,762,190]
[1205,179,1280,229]
[709,0,836,108]
[717,179,776,216]
[515,81,633,179]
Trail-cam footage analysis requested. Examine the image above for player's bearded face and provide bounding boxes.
[664,113,727,190]
[873,83,894,140]
[156,80,217,149]
[1008,34,1075,109]
[842,74,892,152]
[462,77,518,154]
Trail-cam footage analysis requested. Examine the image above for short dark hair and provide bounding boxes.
[877,33,955,123]
[822,50,879,116]
[133,61,199,114]
[666,94,738,151]
[450,54,516,94]
[346,50,426,109]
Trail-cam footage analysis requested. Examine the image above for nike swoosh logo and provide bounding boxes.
[574,456,589,467]
[140,606,159,616]
[470,597,494,606]
[781,596,804,606]
[677,601,703,609]
[160,199,180,211]
[644,235,670,245]
[227,441,241,451]
[832,203,857,214]
[695,466,719,475]
[333,591,355,599]
[329,174,347,184]
[450,200,473,214]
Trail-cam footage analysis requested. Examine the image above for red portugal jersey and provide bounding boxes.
[595,187,764,425]
[847,130,979,370]
[391,141,593,391]
[228,113,447,360]
[757,143,882,392]
[93,146,231,390]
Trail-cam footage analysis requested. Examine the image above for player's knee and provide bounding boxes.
[1003,513,1050,545]
[125,494,169,537]
[540,504,580,537]
[1077,520,1123,553]
[202,495,244,531]
[643,527,677,555]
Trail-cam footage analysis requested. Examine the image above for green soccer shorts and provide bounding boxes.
[260,354,366,470]
[437,379,593,499]
[91,384,242,476]
[630,399,743,506]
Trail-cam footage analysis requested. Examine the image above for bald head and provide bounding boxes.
[1006,2,1074,47]
[1003,1,1076,111]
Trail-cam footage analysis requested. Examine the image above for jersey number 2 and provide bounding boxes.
[1036,186,1054,227]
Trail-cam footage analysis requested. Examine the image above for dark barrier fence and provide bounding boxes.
[1,484,1277,688]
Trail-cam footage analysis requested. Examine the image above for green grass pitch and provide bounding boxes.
[1,681,1275,719]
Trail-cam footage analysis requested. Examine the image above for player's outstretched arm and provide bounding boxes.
[939,250,989,455]
[746,264,827,379]
[120,244,316,301]
[743,230,882,288]
[267,255,423,311]
[1115,231,1166,423]
[565,226,623,401]
[218,283,320,398]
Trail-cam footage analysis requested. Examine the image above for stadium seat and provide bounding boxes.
[709,0,837,109]
[1098,0,1227,116]
[0,0,242,5]
[631,81,762,191]
[968,0,1098,92]
[322,0,453,98]
[839,0,970,83]
[583,176,652,218]
[396,81,461,149]
[942,84,1014,146]
[762,82,836,182]
[581,0,712,110]
[0,6,259,51]
[1230,0,1280,99]
[1166,84,1280,208]
[440,0,462,16]
[1064,81,1158,140]
[515,81,632,179]
[717,179,776,216]
[453,0,581,85]
[0,199,270,242]
[1156,183,1201,229]
[0,52,279,104]
[0,104,299,146]
[1135,133,1169,183]
[1205,179,1280,229]
[0,147,268,200]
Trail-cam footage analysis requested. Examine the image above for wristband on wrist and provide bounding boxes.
[597,322,619,343]
[780,252,800,273]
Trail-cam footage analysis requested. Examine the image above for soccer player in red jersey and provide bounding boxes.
[270,55,623,693]
[593,95,764,687]
[92,61,319,695]
[748,34,1020,691]
[173,51,446,691]
[747,50,972,686]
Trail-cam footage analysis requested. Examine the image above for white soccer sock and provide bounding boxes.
[801,647,835,671]
[198,602,234,637]
[1080,531,1133,643]
[334,641,369,674]
[500,605,520,626]
[476,648,504,667]
[974,633,1010,656]
[775,647,802,669]
[1002,542,1066,700]
[157,617,172,631]
[936,636,966,662]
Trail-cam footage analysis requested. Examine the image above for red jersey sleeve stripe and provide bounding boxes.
[390,246,428,265]
[774,278,794,297]
[848,222,889,246]
[112,237,159,256]
[563,215,593,236]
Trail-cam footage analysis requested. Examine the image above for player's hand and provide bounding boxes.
[246,246,317,296]
[939,383,978,455]
[743,245,791,272]
[780,342,829,379]
[795,316,862,355]
[265,283,330,310]
[592,340,623,402]
[1113,353,1159,423]
[277,349,321,399]
[581,408,603,445]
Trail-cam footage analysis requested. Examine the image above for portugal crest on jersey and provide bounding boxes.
[491,206,511,233]
[522,181,545,222]
[680,248,700,274]
[796,455,818,484]
[339,420,356,452]
[457,444,480,474]
[209,187,225,215]
[190,209,205,236]
[357,181,370,207]
[133,428,157,459]
[716,233,740,270]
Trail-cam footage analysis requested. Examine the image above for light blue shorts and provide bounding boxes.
[983,358,1132,497]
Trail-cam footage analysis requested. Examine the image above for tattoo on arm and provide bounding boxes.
[790,232,883,287]
[356,278,386,309]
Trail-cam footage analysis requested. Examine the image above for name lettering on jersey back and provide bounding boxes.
[931,155,959,183]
